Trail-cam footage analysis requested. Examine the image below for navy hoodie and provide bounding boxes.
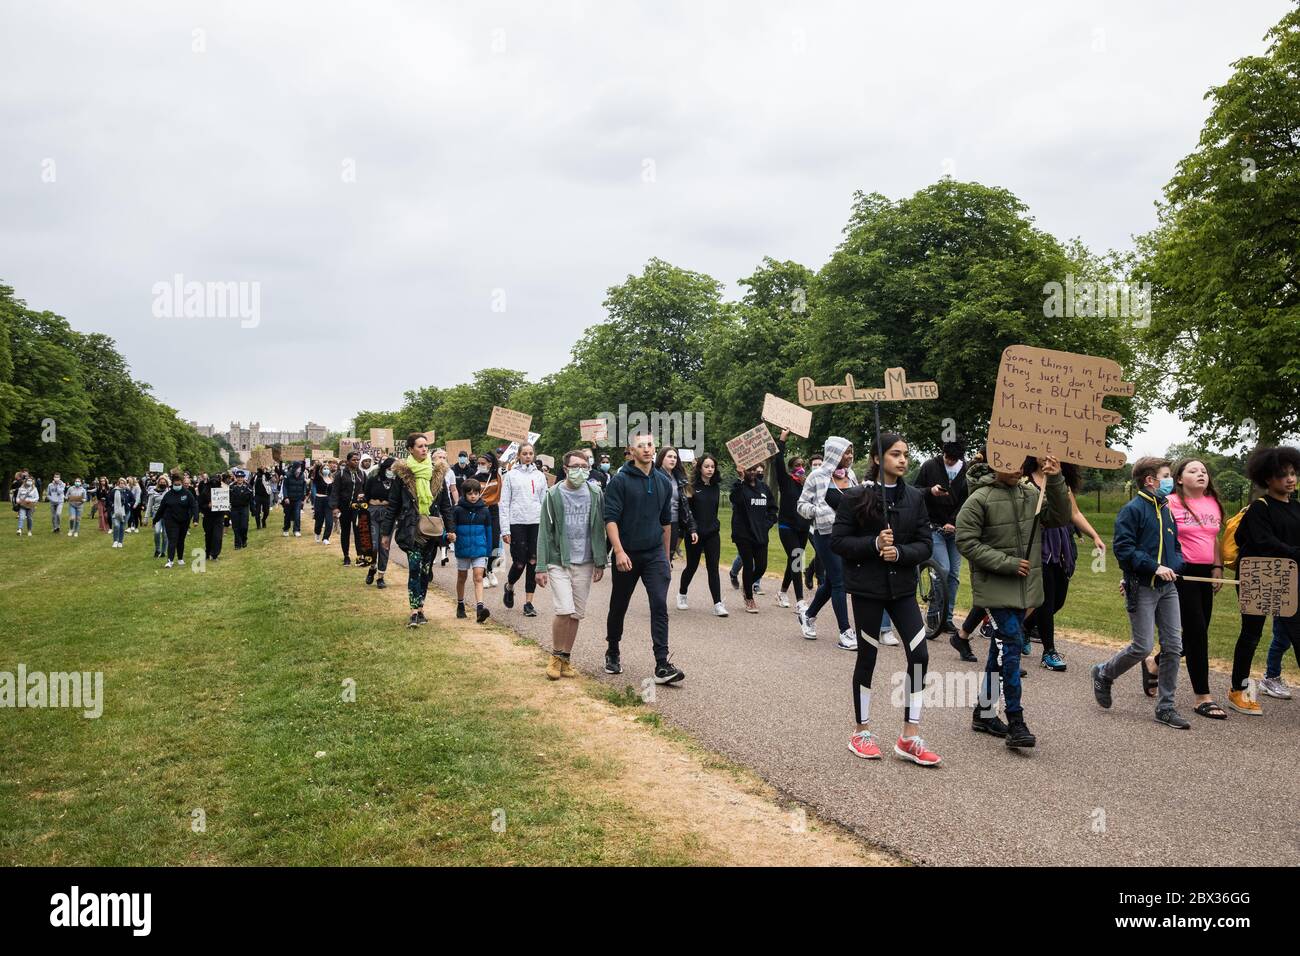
[603,461,672,553]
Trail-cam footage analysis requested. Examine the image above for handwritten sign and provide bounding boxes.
[726,424,779,472]
[209,487,230,512]
[537,454,555,470]
[985,345,1133,472]
[282,445,305,461]
[1238,557,1299,617]
[487,406,532,443]
[678,449,696,463]
[248,449,275,471]
[580,418,609,443]
[149,461,165,473]
[369,428,395,451]
[797,368,939,406]
[445,439,472,460]
[762,393,814,437]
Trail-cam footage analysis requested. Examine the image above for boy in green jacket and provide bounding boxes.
[536,450,609,681]
[956,452,1071,749]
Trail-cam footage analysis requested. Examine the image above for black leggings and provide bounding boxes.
[850,595,928,725]
[507,523,539,593]
[962,606,987,635]
[1233,610,1300,691]
[779,525,807,601]
[337,509,358,558]
[680,529,721,603]
[735,537,768,597]
[1173,563,1214,696]
[1034,561,1069,654]
[253,497,270,528]
[164,517,189,562]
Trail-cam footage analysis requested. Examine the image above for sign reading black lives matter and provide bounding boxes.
[985,345,1133,472]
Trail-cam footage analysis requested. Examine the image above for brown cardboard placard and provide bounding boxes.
[1238,557,1299,617]
[726,423,779,472]
[985,345,1133,472]
[537,454,555,470]
[281,445,305,460]
[369,428,395,451]
[580,418,609,443]
[444,439,472,460]
[762,392,814,437]
[797,368,939,406]
[487,406,532,443]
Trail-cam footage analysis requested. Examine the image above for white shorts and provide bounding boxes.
[547,562,595,619]
[457,556,487,571]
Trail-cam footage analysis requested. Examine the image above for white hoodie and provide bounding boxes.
[499,462,545,537]
[796,435,857,534]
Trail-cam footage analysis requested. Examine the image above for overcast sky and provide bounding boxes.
[2,0,1288,455]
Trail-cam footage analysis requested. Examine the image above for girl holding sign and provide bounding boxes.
[1228,445,1300,716]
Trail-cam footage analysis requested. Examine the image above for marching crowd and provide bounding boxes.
[10,429,1299,768]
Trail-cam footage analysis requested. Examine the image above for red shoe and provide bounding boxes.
[847,730,881,760]
[893,735,942,767]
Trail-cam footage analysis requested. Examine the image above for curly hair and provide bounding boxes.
[1246,445,1300,488]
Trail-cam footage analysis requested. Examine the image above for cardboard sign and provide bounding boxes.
[797,368,939,406]
[726,423,779,471]
[149,461,165,473]
[545,472,557,487]
[282,445,306,460]
[250,449,276,471]
[369,428,395,451]
[985,345,1134,472]
[1238,557,1299,617]
[762,393,813,438]
[487,406,532,443]
[537,454,555,470]
[580,418,609,443]
[209,488,230,512]
[445,439,472,460]
[678,448,696,463]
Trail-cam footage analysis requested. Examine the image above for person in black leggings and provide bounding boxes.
[679,454,725,614]
[771,431,811,610]
[730,462,778,614]
[153,474,199,566]
[831,433,940,766]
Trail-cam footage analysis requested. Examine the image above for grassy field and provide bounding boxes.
[713,501,1295,676]
[0,513,729,866]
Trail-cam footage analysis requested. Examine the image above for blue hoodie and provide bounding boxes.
[1113,489,1184,587]
[603,460,672,553]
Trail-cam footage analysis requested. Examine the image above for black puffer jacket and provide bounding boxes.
[729,478,778,544]
[830,480,932,601]
[390,458,455,554]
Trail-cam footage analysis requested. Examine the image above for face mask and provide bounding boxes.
[600,463,610,472]
[322,468,331,477]
[566,466,589,487]
[793,467,806,479]
[74,481,82,487]
[1157,477,1174,495]
[833,468,847,479]
[477,468,489,478]
[385,469,395,479]
[458,455,468,465]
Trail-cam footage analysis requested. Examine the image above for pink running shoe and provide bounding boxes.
[847,730,881,760]
[894,735,942,767]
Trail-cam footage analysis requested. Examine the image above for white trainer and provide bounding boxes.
[798,610,817,640]
[795,599,809,615]
[1260,676,1293,700]
[775,592,790,608]
[164,561,173,568]
[677,594,689,610]
[880,628,899,646]
[838,629,858,651]
[713,602,729,617]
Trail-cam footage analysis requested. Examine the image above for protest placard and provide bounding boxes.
[726,423,779,471]
[445,439,472,460]
[580,418,609,443]
[797,368,939,406]
[149,461,165,473]
[209,488,230,512]
[537,454,555,470]
[762,393,813,437]
[487,406,532,443]
[985,345,1133,472]
[282,445,306,460]
[1238,557,1299,617]
[369,428,395,452]
[678,448,696,463]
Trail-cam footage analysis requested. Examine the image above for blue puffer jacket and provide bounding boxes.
[1113,490,1184,587]
[453,499,494,559]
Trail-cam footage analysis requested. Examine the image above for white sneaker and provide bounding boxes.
[713,602,729,617]
[775,592,790,608]
[798,610,817,640]
[488,572,499,588]
[677,594,689,610]
[1260,676,1293,700]
[314,533,320,542]
[880,628,899,646]
[74,532,79,537]
[322,538,330,546]
[795,599,809,615]
[294,532,301,537]
[68,531,73,536]
[27,531,33,536]
[283,531,289,537]
[164,561,173,568]
[838,629,858,651]
[177,558,185,566]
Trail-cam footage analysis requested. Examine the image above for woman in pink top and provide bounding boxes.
[1152,459,1226,718]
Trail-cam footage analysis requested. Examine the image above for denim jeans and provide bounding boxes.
[606,547,671,666]
[806,531,850,633]
[67,504,82,534]
[112,514,126,544]
[930,527,961,626]
[1101,581,1183,711]
[50,501,63,531]
[17,508,34,532]
[1265,617,1299,680]
[980,608,1025,716]
[154,520,168,554]
[282,498,303,534]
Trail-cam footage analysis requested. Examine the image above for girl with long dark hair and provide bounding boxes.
[678,453,727,615]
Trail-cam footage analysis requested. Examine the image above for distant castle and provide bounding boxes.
[187,420,329,461]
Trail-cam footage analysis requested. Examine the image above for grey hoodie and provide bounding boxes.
[797,435,857,534]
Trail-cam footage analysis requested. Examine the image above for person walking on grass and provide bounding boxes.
[389,433,456,629]
[108,478,133,548]
[536,450,608,679]
[252,467,273,529]
[731,460,778,614]
[65,478,86,537]
[14,477,38,536]
[678,453,728,616]
[197,473,227,561]
[147,477,168,558]
[153,472,199,568]
[603,433,685,685]
[46,473,66,534]
[330,451,367,566]
[281,461,307,537]
[957,451,1072,749]
[450,478,493,624]
[310,461,334,544]
[500,442,547,617]
[1226,445,1300,716]
[364,456,398,589]
[229,470,253,549]
[1090,456,1190,730]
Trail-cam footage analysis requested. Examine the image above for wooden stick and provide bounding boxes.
[1178,575,1239,585]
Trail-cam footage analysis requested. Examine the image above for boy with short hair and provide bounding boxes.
[1092,456,1190,729]
[452,478,493,624]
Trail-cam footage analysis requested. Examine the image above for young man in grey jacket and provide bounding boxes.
[46,473,67,533]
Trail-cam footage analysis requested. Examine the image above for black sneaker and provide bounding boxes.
[654,660,685,685]
[366,567,376,585]
[502,584,515,609]
[1091,663,1113,709]
[604,650,622,675]
[456,602,467,619]
[1005,715,1036,748]
[475,605,490,624]
[522,602,537,617]
[342,556,351,567]
[376,577,386,589]
[1154,708,1191,730]
[729,570,740,590]
[416,611,428,626]
[950,634,978,662]
[407,613,421,629]
[972,709,1008,737]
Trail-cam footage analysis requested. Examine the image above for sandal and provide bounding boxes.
[1141,661,1158,697]
[1194,701,1227,720]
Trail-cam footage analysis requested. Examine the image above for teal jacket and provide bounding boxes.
[537,482,608,572]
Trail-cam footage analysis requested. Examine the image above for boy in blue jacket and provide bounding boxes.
[452,478,493,624]
[1091,456,1189,729]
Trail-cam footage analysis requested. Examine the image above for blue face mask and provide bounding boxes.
[1157,477,1174,496]
[600,463,610,472]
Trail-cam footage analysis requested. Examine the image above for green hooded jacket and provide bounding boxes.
[955,462,1072,610]
[536,481,608,573]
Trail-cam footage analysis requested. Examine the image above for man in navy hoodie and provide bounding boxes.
[603,433,684,685]
[1091,456,1189,729]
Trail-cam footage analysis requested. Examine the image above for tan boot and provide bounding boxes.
[560,658,577,678]
[546,655,563,681]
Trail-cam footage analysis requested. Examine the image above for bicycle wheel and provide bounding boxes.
[917,558,948,639]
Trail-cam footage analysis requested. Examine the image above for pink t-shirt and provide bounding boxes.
[1167,494,1222,565]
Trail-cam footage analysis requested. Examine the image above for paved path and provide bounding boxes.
[396,550,1299,866]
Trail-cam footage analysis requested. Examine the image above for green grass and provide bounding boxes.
[0,514,711,866]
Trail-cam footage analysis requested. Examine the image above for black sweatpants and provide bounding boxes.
[338,508,357,558]
[164,517,189,562]
[779,525,807,600]
[231,506,250,548]
[606,546,671,667]
[253,496,270,528]
[735,536,768,597]
[680,528,721,603]
[203,512,224,559]
[850,594,928,725]
[507,523,539,594]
